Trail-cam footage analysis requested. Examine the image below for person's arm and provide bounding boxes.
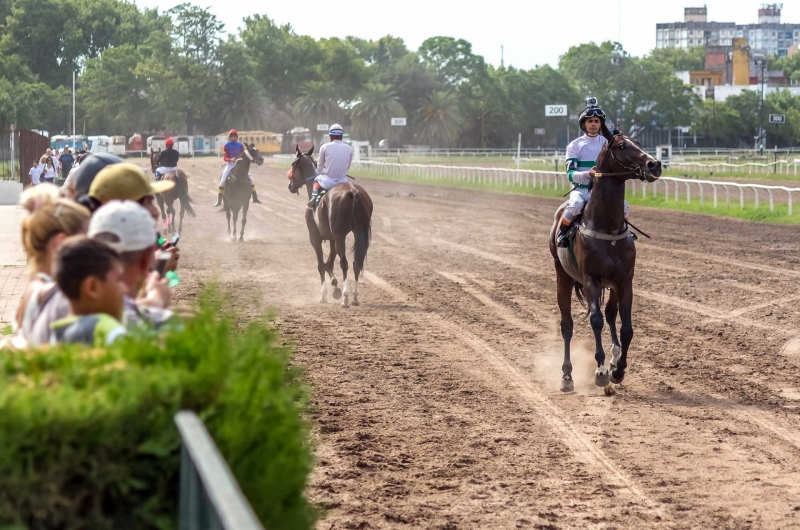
[223,144,233,162]
[316,146,326,174]
[565,142,591,186]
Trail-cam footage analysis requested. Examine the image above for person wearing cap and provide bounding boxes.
[68,152,124,204]
[214,129,261,207]
[89,162,175,221]
[154,138,180,180]
[556,97,631,248]
[88,200,174,330]
[307,124,353,209]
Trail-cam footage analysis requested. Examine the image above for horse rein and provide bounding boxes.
[290,153,318,185]
[593,136,648,180]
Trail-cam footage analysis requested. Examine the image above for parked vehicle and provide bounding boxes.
[109,136,127,156]
[147,135,166,151]
[174,135,194,156]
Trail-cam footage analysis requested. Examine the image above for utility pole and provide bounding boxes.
[500,45,504,68]
[755,54,766,156]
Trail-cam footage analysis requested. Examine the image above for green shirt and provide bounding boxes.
[50,314,127,347]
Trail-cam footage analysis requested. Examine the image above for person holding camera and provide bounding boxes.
[88,201,174,330]
[556,97,631,248]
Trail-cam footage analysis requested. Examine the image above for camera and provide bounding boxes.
[586,96,598,107]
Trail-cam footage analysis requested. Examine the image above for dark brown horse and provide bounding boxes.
[222,143,264,242]
[288,146,373,308]
[549,129,662,392]
[149,148,195,234]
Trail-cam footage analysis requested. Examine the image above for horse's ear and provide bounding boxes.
[295,145,301,155]
[306,145,314,156]
[249,143,255,149]
[601,123,614,142]
[613,128,623,136]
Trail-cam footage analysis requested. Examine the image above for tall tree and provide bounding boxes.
[292,81,343,129]
[349,83,406,144]
[414,91,462,147]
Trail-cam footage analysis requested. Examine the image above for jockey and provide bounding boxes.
[154,138,179,181]
[307,124,353,209]
[556,97,630,248]
[214,129,261,206]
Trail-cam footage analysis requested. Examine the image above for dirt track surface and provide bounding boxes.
[173,158,800,529]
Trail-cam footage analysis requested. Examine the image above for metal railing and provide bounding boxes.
[352,160,800,215]
[668,159,800,175]
[175,411,264,530]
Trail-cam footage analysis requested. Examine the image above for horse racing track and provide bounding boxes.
[174,157,800,529]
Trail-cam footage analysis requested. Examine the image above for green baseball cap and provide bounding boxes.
[89,163,175,203]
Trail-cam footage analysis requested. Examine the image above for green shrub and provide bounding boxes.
[0,287,315,530]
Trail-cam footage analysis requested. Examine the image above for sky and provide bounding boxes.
[133,0,798,70]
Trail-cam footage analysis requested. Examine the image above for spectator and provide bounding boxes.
[88,163,174,221]
[59,147,75,180]
[88,201,173,330]
[46,148,60,173]
[19,183,59,214]
[14,199,92,347]
[40,157,57,184]
[50,236,127,347]
[28,160,41,186]
[70,152,123,207]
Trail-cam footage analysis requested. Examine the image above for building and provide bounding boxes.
[656,4,800,58]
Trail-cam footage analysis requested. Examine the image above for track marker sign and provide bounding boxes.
[534,128,546,135]
[769,114,786,124]
[391,117,407,126]
[316,124,329,131]
[545,105,567,117]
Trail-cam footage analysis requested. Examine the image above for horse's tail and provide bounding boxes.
[177,171,196,217]
[574,282,586,307]
[350,188,372,278]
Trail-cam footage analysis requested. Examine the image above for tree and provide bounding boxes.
[648,47,705,71]
[414,91,462,147]
[316,38,368,102]
[292,81,343,130]
[349,83,406,144]
[419,37,487,86]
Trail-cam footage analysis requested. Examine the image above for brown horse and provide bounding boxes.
[549,129,662,392]
[149,148,195,234]
[288,146,373,308]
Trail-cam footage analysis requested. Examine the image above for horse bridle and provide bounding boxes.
[594,135,648,181]
[290,153,318,186]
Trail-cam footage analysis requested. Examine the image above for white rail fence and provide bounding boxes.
[669,159,800,175]
[352,161,800,216]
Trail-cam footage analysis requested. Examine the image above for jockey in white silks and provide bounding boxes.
[557,98,630,248]
[214,129,261,206]
[307,124,354,209]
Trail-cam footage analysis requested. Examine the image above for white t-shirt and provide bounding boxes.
[29,166,41,185]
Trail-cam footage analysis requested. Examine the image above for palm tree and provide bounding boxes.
[292,81,342,129]
[213,76,270,131]
[349,83,406,144]
[415,91,462,147]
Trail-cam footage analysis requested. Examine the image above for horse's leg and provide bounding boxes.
[157,194,166,221]
[336,234,350,308]
[326,240,341,299]
[231,208,239,241]
[556,266,575,392]
[239,203,247,242]
[611,281,634,384]
[178,200,185,234]
[167,201,176,233]
[585,277,610,387]
[605,289,622,375]
[226,206,231,237]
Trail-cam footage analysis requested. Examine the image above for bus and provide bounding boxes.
[216,130,283,155]
[50,135,88,151]
[283,127,313,154]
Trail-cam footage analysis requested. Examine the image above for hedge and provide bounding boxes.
[0,287,315,530]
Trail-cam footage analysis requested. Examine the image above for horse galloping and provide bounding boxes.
[549,128,662,392]
[288,146,373,308]
[149,148,195,234]
[223,143,264,242]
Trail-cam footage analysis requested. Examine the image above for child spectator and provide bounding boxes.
[50,237,127,347]
[29,160,41,186]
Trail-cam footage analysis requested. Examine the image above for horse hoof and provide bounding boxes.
[238,237,244,242]
[594,366,611,387]
[560,377,574,393]
[610,370,625,385]
[331,279,339,288]
[604,385,617,397]
[341,298,350,308]
[319,297,327,304]
[351,299,360,307]
[332,288,342,300]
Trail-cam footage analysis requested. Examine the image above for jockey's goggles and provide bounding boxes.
[581,107,606,121]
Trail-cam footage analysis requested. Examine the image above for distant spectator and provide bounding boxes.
[89,201,173,331]
[59,147,74,179]
[40,157,57,184]
[14,199,92,347]
[28,160,41,186]
[46,148,60,173]
[51,236,127,347]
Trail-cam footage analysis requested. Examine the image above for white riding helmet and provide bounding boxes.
[328,124,344,136]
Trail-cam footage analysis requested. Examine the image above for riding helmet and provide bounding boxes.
[165,138,174,148]
[329,124,344,136]
[229,129,238,137]
[578,96,607,132]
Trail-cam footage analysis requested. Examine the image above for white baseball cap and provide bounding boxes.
[88,200,158,253]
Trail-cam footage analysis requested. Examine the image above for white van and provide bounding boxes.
[175,136,194,156]
[90,135,110,153]
[109,136,127,156]
[147,135,166,151]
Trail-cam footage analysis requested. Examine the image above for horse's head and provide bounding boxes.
[288,145,316,195]
[245,143,264,166]
[149,148,159,173]
[602,131,662,183]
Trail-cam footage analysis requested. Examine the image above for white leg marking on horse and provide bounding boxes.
[351,279,359,306]
[320,278,328,304]
[342,278,350,308]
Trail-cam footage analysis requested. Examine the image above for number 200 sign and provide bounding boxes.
[545,105,568,117]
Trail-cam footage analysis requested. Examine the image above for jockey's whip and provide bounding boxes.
[627,221,651,239]
[562,186,581,197]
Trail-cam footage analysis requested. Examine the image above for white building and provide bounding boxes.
[656,4,800,58]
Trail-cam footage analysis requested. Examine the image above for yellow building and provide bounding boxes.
[731,38,750,86]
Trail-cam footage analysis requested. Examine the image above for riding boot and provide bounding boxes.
[557,222,571,248]
[307,188,322,209]
[252,191,262,204]
[214,192,222,207]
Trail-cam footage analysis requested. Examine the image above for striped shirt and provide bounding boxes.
[565,134,607,189]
